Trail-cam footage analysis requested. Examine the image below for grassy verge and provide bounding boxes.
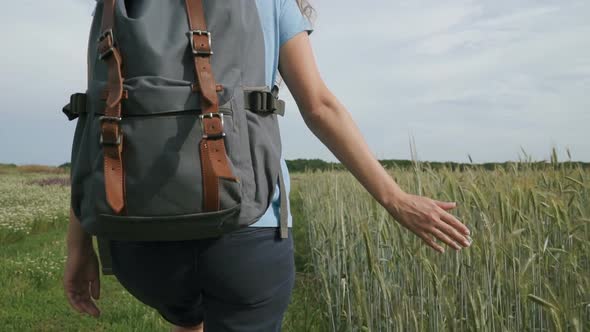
[0,223,171,331]
[0,171,324,331]
[0,222,324,331]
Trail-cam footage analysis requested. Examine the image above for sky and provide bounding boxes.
[0,0,588,166]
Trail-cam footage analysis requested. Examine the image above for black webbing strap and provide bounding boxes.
[62,93,87,121]
[63,89,286,119]
[278,168,289,239]
[245,86,286,116]
[96,237,113,275]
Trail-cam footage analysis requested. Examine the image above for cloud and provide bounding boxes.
[0,0,588,165]
[282,0,590,162]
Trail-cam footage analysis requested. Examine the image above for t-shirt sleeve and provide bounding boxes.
[279,0,314,48]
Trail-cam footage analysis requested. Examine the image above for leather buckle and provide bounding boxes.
[97,29,115,60]
[189,30,213,56]
[99,115,123,146]
[199,113,225,139]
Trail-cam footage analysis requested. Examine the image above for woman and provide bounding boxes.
[64,1,472,331]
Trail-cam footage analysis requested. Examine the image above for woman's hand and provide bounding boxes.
[63,242,101,318]
[387,193,471,253]
[64,207,101,318]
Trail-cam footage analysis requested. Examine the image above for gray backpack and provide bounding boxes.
[63,0,289,272]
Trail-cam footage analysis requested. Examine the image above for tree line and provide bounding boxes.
[3,159,589,173]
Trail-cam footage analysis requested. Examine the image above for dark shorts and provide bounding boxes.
[109,227,294,331]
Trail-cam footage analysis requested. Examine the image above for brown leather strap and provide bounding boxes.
[98,0,126,214]
[191,83,224,93]
[199,141,219,210]
[185,0,238,211]
[101,89,128,100]
[185,0,217,112]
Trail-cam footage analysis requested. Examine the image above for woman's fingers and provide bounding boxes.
[77,291,100,317]
[65,289,86,314]
[435,217,471,248]
[440,209,470,236]
[434,200,456,211]
[80,298,100,317]
[65,283,100,317]
[416,232,445,253]
[431,226,462,251]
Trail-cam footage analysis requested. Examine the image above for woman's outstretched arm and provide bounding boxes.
[278,32,471,253]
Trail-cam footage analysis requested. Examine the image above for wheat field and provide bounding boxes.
[291,160,589,331]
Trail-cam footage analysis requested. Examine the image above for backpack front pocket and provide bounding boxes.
[85,100,243,240]
[119,109,241,215]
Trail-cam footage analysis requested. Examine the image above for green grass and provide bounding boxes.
[0,225,171,331]
[0,222,323,331]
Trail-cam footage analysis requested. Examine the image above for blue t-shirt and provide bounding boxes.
[91,0,312,228]
[250,0,313,227]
